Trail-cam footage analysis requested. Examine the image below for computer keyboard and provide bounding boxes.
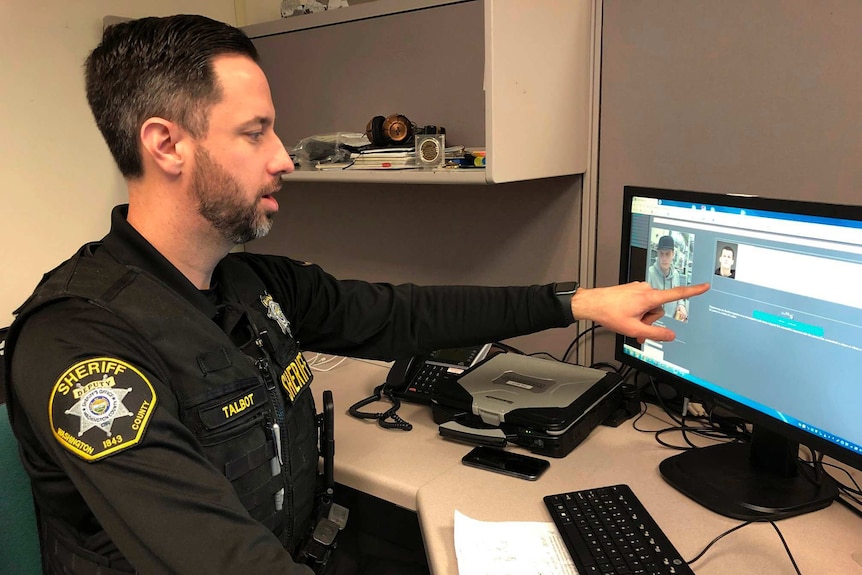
[544,484,694,575]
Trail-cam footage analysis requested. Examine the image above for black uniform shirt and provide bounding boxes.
[9,205,573,573]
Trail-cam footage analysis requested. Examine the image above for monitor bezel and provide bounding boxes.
[615,184,862,475]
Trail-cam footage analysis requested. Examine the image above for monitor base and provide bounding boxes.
[660,440,838,521]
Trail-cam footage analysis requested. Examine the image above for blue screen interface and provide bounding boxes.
[622,193,862,456]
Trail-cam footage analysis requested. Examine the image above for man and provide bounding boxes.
[715,245,736,278]
[646,234,689,321]
[3,15,708,575]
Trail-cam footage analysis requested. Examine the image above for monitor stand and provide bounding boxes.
[659,426,838,520]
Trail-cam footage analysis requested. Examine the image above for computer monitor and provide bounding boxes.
[616,185,862,521]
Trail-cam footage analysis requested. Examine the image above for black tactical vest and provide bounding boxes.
[5,244,319,568]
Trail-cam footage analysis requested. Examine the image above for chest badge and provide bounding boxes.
[260,291,292,337]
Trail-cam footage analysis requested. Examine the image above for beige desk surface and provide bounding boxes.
[312,358,862,575]
[311,357,467,510]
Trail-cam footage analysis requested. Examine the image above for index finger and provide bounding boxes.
[651,283,710,305]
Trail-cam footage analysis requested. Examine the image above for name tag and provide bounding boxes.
[199,385,266,430]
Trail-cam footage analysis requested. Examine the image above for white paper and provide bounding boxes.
[453,510,578,575]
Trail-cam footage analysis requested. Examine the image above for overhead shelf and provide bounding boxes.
[247,0,592,184]
[282,168,486,185]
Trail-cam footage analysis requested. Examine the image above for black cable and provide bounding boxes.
[798,456,862,518]
[812,449,825,484]
[798,447,862,495]
[633,396,742,449]
[686,520,802,575]
[818,461,862,495]
[642,378,750,446]
[652,427,695,450]
[347,384,412,431]
[769,521,803,575]
[619,365,635,383]
[631,401,650,432]
[686,520,753,565]
[678,410,698,449]
[836,490,862,519]
[648,378,684,425]
[492,341,526,355]
[528,351,562,362]
[650,422,736,449]
[589,361,623,374]
[706,404,751,442]
[632,388,739,451]
[562,324,601,363]
[799,445,862,500]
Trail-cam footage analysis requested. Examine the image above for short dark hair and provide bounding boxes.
[85,15,259,179]
[721,246,735,258]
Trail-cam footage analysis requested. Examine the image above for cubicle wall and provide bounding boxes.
[245,2,588,360]
[592,0,862,362]
[245,1,862,364]
[247,179,584,359]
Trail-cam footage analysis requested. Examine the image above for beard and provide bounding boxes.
[190,146,280,244]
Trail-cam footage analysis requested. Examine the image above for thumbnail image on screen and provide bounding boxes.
[645,228,694,322]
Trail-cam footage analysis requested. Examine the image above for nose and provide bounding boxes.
[269,135,295,176]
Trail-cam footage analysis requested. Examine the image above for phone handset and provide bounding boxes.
[348,345,493,430]
[386,344,493,405]
[383,356,418,393]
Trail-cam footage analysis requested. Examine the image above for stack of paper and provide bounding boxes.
[453,510,577,575]
[347,147,417,170]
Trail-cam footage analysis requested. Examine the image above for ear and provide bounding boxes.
[139,117,189,177]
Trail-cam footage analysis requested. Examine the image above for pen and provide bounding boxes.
[271,423,284,511]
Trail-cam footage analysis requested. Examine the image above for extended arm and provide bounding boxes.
[570,281,709,341]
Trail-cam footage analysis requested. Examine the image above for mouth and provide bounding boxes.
[260,181,283,207]
[260,191,280,212]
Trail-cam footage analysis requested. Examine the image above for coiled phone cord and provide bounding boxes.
[347,383,413,431]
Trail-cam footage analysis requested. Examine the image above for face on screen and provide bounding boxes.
[658,248,674,272]
[718,248,734,272]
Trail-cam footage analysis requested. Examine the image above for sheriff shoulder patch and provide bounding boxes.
[49,357,157,462]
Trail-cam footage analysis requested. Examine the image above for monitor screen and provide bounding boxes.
[616,185,862,520]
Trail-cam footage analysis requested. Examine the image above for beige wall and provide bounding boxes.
[0,1,238,325]
[0,0,443,326]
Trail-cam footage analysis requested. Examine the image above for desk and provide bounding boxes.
[312,358,862,575]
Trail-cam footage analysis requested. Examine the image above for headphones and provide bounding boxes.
[365,113,446,147]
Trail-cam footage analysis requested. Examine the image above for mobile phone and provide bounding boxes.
[461,446,550,481]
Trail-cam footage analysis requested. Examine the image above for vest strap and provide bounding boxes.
[237,474,284,510]
[224,440,276,480]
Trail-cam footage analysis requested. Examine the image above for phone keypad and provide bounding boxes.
[404,364,459,403]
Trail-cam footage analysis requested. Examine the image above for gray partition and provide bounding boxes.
[593,0,862,362]
[247,177,585,359]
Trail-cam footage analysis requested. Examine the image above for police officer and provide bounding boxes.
[4,15,708,575]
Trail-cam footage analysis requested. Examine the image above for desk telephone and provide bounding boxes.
[386,343,493,404]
